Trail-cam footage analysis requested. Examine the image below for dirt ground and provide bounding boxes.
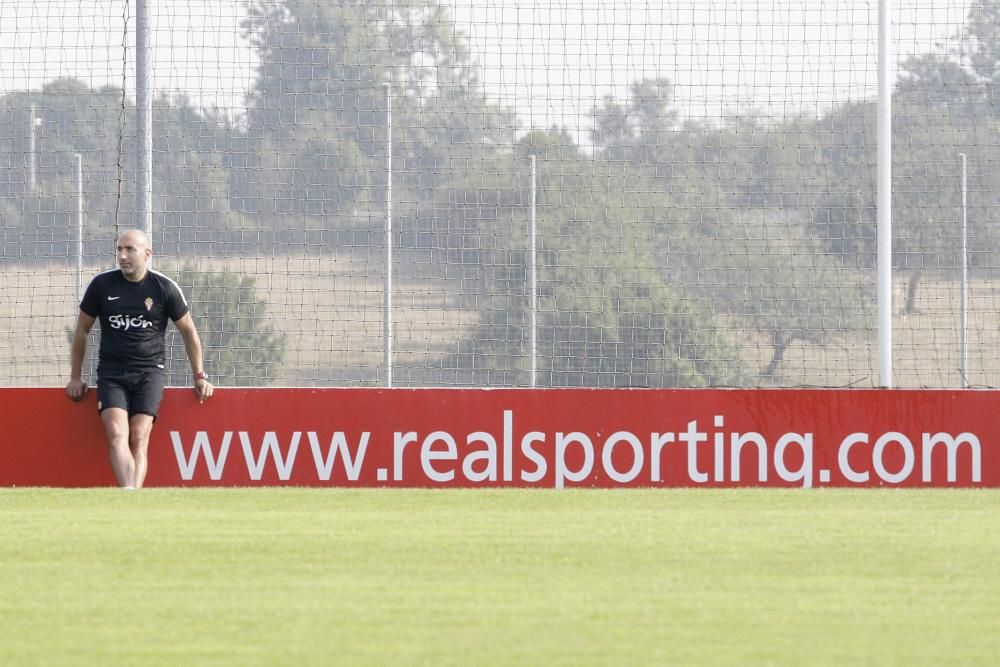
[2,255,997,388]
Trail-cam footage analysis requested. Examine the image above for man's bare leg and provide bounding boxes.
[101,408,134,488]
[128,414,155,488]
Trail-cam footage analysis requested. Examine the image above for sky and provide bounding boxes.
[0,0,975,127]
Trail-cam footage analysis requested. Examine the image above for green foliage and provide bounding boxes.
[151,96,243,228]
[162,265,286,386]
[460,140,750,388]
[241,0,517,214]
[896,53,983,116]
[0,80,245,242]
[801,101,878,264]
[591,77,677,164]
[243,0,389,144]
[536,249,748,388]
[238,1,381,216]
[0,80,120,205]
[965,0,1000,111]
[4,179,84,262]
[672,212,873,381]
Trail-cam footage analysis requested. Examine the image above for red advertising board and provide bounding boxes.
[0,388,994,487]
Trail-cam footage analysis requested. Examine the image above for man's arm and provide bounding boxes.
[174,312,214,403]
[66,311,96,401]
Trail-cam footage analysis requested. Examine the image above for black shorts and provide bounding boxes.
[96,368,167,420]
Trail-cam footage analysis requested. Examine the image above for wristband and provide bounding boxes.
[193,371,207,381]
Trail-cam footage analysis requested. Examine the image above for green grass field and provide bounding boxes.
[1,489,998,666]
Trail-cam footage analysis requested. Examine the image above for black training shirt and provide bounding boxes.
[80,269,190,371]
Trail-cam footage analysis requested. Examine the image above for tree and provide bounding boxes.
[804,101,878,265]
[162,265,286,386]
[151,95,240,224]
[590,78,740,222]
[535,213,747,388]
[896,53,983,117]
[669,212,872,382]
[243,0,388,144]
[890,45,997,311]
[891,104,971,313]
[240,0,516,218]
[590,95,630,159]
[454,130,750,387]
[591,76,677,165]
[0,80,246,253]
[0,80,125,227]
[965,0,1000,112]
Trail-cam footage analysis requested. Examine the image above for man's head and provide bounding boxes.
[116,229,152,281]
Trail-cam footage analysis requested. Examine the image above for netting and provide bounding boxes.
[2,0,999,389]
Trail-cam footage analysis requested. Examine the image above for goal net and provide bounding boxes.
[1,0,998,389]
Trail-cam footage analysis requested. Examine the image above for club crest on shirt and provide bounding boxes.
[144,297,154,311]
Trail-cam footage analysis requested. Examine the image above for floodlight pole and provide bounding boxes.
[384,83,393,388]
[529,155,538,388]
[959,153,969,388]
[136,0,153,247]
[877,0,893,387]
[75,153,84,304]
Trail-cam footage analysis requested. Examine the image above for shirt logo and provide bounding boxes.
[107,296,120,301]
[144,297,154,311]
[108,314,154,331]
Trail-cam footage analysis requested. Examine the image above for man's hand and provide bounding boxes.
[194,378,214,404]
[66,378,88,401]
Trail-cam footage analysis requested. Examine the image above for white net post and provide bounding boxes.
[383,82,393,388]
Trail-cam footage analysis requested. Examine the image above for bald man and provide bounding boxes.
[66,230,214,488]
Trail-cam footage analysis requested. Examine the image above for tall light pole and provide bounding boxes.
[136,0,153,245]
[384,83,393,388]
[877,0,894,387]
[529,155,537,388]
[75,153,84,304]
[959,153,969,388]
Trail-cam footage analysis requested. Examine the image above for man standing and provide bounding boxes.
[66,229,214,488]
